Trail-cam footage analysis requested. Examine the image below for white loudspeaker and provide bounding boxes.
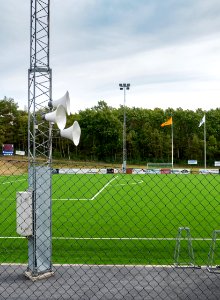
[60,121,81,146]
[43,105,66,130]
[49,91,71,115]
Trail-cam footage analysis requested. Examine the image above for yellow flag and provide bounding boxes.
[161,117,172,127]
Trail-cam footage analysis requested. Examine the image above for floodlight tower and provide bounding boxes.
[119,83,130,174]
[27,0,53,279]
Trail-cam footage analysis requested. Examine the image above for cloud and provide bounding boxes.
[0,0,220,112]
[51,31,220,112]
[51,0,220,70]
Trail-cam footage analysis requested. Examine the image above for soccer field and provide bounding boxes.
[1,172,220,265]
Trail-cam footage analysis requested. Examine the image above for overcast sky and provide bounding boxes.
[1,0,220,113]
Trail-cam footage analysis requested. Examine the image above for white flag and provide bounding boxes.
[199,115,205,127]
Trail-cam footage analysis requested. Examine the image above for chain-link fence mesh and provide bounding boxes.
[1,158,220,299]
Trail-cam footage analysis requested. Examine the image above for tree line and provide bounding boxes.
[1,97,220,166]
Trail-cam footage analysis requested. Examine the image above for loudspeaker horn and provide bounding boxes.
[43,105,66,130]
[48,91,71,115]
[60,121,81,146]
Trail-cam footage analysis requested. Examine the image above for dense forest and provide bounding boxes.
[1,97,220,166]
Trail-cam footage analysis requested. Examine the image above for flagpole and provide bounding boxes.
[171,119,173,168]
[160,116,173,167]
[204,114,206,169]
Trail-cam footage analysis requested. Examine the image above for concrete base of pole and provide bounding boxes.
[25,271,54,281]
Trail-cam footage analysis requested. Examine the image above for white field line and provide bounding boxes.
[114,180,143,186]
[0,236,217,241]
[90,176,118,200]
[52,237,216,241]
[2,179,26,185]
[52,175,118,201]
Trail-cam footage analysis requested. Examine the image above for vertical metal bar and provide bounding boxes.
[174,227,181,265]
[171,118,173,168]
[123,87,126,174]
[204,114,206,169]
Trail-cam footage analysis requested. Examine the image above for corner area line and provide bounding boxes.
[52,175,118,201]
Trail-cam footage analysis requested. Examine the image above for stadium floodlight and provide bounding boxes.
[119,83,130,174]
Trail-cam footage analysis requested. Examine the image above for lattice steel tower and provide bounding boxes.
[28,0,52,162]
[27,0,53,279]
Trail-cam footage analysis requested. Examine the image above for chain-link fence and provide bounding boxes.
[1,158,220,299]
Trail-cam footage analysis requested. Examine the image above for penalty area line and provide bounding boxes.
[52,175,118,201]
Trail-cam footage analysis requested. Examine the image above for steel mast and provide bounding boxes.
[27,0,53,279]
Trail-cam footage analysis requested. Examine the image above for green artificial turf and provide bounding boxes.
[0,172,220,266]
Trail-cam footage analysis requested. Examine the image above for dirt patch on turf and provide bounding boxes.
[0,159,28,175]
